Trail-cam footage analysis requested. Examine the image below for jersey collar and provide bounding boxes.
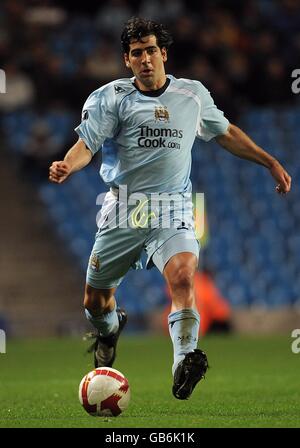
[132,76,171,97]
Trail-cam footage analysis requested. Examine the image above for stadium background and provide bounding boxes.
[0,0,300,338]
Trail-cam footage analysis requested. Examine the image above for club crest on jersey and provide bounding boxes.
[90,253,100,272]
[154,106,170,123]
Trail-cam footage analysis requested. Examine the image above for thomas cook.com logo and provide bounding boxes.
[0,69,6,93]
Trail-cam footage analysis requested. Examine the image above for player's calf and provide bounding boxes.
[86,308,127,368]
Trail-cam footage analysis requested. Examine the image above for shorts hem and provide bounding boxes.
[151,234,200,273]
[86,278,123,289]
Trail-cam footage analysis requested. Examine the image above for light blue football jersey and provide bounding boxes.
[75,74,229,194]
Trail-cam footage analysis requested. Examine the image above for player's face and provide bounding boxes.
[124,35,167,90]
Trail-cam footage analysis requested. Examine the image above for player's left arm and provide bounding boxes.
[215,123,292,194]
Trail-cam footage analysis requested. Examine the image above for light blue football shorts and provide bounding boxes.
[86,189,200,289]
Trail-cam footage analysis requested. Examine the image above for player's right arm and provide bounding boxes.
[49,84,118,184]
[49,138,92,184]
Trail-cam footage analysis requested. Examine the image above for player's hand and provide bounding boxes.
[49,161,71,184]
[269,160,292,195]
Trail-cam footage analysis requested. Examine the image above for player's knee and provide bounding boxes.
[168,266,194,294]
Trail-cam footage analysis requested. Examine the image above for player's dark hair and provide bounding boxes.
[121,17,173,54]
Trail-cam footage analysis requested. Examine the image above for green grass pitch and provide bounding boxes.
[0,334,299,428]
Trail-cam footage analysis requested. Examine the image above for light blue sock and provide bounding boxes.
[168,308,200,375]
[85,304,119,337]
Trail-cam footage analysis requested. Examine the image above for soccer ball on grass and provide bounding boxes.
[79,367,130,417]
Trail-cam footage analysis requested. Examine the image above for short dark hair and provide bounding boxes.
[121,17,173,54]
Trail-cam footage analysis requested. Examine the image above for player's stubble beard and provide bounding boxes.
[137,73,156,89]
[136,65,166,90]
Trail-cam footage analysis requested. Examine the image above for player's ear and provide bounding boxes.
[161,47,167,62]
[124,53,131,68]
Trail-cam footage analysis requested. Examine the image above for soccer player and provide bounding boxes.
[49,17,291,400]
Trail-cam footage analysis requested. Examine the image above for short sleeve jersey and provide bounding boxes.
[75,75,229,194]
